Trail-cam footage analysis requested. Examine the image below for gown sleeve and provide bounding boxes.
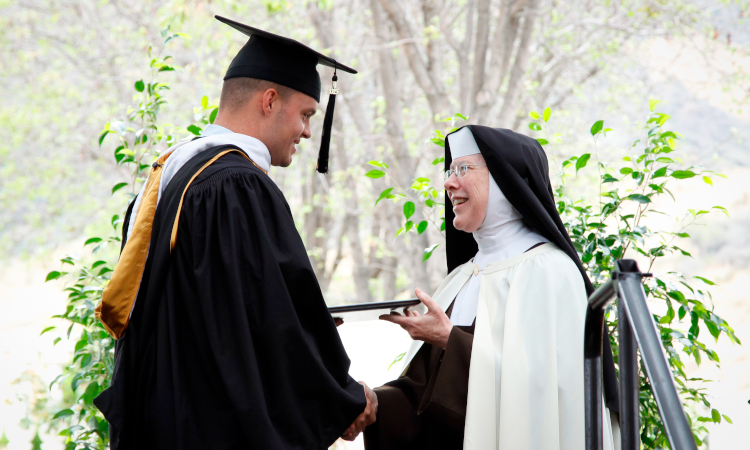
[172,166,366,448]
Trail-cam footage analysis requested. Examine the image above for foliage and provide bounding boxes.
[365,113,470,263]
[367,104,740,448]
[42,28,192,449]
[9,370,67,436]
[542,103,740,448]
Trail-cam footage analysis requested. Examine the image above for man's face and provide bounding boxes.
[267,90,317,167]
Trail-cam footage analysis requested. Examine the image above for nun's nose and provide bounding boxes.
[444,172,460,191]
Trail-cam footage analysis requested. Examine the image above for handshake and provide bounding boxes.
[341,381,378,441]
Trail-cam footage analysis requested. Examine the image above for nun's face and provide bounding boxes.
[444,154,489,233]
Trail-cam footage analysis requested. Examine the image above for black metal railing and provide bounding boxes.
[584,260,697,450]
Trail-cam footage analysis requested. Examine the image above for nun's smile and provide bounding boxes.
[444,154,490,233]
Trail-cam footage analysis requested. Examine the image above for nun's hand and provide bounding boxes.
[379,288,453,349]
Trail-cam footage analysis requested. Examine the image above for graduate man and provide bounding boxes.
[93,16,376,449]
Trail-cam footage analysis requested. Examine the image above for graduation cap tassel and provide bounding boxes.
[317,67,338,174]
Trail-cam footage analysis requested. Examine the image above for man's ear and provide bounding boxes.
[261,88,281,116]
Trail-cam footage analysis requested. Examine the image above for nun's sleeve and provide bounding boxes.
[417,325,473,424]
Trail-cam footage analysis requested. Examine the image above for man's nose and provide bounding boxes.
[301,122,312,140]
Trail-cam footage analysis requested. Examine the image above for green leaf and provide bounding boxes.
[590,120,604,136]
[365,169,385,179]
[80,353,92,368]
[628,194,651,204]
[403,201,415,220]
[368,160,389,169]
[53,409,74,419]
[98,130,111,147]
[711,409,721,423]
[46,271,62,282]
[201,95,209,108]
[112,182,129,194]
[649,99,661,112]
[671,170,696,179]
[689,312,700,338]
[694,276,716,286]
[187,124,202,136]
[723,415,733,424]
[536,138,549,145]
[375,187,395,206]
[543,107,551,122]
[82,382,99,405]
[652,167,668,178]
[209,107,219,124]
[134,80,145,92]
[388,352,406,370]
[40,326,56,336]
[529,111,540,119]
[620,167,633,175]
[702,176,713,186]
[712,205,730,217]
[422,244,439,263]
[84,237,102,246]
[431,137,445,147]
[706,319,720,340]
[576,153,591,174]
[528,122,541,131]
[417,221,428,234]
[404,221,413,232]
[431,157,445,166]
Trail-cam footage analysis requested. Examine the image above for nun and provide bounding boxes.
[364,126,620,449]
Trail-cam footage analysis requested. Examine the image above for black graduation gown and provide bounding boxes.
[94,146,366,450]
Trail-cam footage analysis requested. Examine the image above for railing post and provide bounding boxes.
[584,280,616,450]
[585,260,698,450]
[618,298,639,450]
[616,262,697,450]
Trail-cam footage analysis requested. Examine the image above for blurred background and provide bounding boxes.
[1,0,749,448]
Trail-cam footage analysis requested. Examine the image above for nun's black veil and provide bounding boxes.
[444,125,619,412]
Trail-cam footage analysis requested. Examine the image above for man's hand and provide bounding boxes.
[334,317,344,327]
[341,382,378,441]
[379,288,453,349]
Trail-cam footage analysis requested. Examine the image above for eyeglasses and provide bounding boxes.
[444,164,487,182]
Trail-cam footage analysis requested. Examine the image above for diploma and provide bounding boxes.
[329,299,421,323]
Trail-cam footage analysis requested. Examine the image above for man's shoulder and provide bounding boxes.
[188,150,276,193]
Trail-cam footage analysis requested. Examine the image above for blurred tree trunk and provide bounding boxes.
[371,0,433,292]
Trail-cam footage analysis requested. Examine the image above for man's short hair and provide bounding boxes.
[219,77,295,111]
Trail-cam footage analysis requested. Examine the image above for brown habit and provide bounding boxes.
[363,303,473,450]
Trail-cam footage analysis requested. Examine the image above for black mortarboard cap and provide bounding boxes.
[216,15,357,173]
